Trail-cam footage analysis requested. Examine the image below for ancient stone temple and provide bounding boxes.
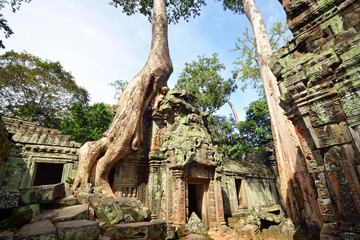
[0,117,80,189]
[110,89,226,228]
[270,0,360,238]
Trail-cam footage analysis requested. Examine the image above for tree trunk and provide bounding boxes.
[242,0,301,218]
[72,0,172,196]
[226,99,240,124]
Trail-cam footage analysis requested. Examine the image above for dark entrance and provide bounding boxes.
[235,179,242,205]
[188,184,199,217]
[33,162,64,186]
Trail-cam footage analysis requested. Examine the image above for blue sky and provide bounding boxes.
[0,0,287,120]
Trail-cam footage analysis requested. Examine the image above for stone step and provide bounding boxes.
[16,219,56,240]
[31,204,89,223]
[106,221,169,240]
[54,219,100,240]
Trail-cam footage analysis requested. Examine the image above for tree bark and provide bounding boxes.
[242,0,301,218]
[225,99,240,124]
[72,0,172,196]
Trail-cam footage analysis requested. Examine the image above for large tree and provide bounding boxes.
[175,53,238,119]
[72,0,244,196]
[241,0,301,217]
[0,50,89,127]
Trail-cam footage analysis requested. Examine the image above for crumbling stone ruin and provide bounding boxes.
[0,117,80,189]
[270,0,360,239]
[0,90,293,239]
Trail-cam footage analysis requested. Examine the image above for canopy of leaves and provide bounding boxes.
[0,51,89,126]
[207,114,243,158]
[0,0,31,48]
[176,53,237,114]
[238,99,272,154]
[110,0,243,24]
[232,21,291,95]
[56,102,114,144]
[108,79,129,101]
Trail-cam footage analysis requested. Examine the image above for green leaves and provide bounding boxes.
[232,21,291,95]
[237,99,272,154]
[0,51,89,127]
[110,0,243,24]
[176,53,237,114]
[56,102,114,144]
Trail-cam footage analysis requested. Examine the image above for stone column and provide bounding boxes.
[172,169,186,225]
[148,158,162,220]
[214,171,226,226]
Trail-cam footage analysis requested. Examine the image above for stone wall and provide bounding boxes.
[0,117,81,189]
[0,116,11,166]
[271,0,360,238]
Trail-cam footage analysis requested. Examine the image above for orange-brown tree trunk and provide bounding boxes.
[242,0,301,219]
[72,0,172,196]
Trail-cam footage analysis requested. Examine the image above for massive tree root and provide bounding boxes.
[72,0,172,196]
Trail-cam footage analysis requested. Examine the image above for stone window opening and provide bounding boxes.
[32,162,64,186]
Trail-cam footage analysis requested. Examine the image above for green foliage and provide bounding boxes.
[208,99,272,159]
[108,79,129,101]
[232,21,291,95]
[0,0,31,48]
[0,51,89,127]
[207,114,242,158]
[56,102,114,144]
[238,99,272,154]
[110,0,243,24]
[176,53,237,114]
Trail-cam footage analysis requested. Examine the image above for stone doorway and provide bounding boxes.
[187,179,210,228]
[33,162,64,186]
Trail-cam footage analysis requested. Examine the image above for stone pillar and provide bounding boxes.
[172,169,186,226]
[214,171,226,226]
[148,158,162,220]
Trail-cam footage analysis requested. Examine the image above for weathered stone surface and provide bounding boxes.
[54,220,100,240]
[271,0,360,238]
[0,230,13,240]
[54,195,78,207]
[87,194,124,226]
[0,209,32,230]
[179,234,213,240]
[0,189,19,209]
[31,204,89,223]
[16,219,56,240]
[118,197,151,222]
[106,221,169,240]
[185,212,209,237]
[19,183,65,204]
[0,117,80,190]
[51,204,89,222]
[0,116,10,166]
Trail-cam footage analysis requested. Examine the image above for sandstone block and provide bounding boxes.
[55,219,100,240]
[16,219,56,240]
[19,183,65,204]
[106,221,168,240]
[179,233,213,240]
[0,189,20,209]
[0,230,13,240]
[88,195,124,226]
[54,195,78,207]
[51,204,89,222]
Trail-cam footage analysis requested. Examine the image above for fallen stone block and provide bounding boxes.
[55,219,100,240]
[88,195,124,226]
[16,219,56,240]
[119,198,151,222]
[54,195,78,207]
[0,209,32,230]
[106,221,168,240]
[51,204,90,222]
[0,230,14,240]
[184,212,209,237]
[15,204,40,217]
[0,189,20,210]
[19,183,65,204]
[179,233,213,240]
